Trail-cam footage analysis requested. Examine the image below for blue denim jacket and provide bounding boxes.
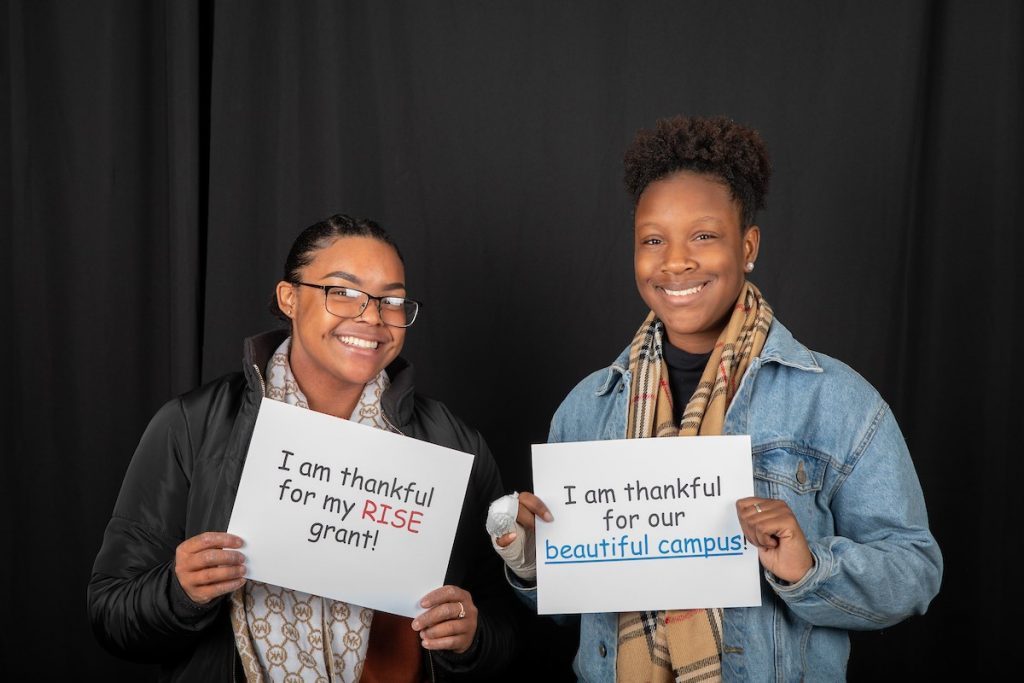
[511,319,942,682]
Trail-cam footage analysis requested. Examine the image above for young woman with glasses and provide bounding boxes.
[89,214,516,682]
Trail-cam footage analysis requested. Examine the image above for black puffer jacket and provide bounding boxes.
[88,330,516,681]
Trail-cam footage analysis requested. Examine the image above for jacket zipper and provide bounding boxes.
[381,411,405,436]
[252,363,266,396]
[233,364,264,683]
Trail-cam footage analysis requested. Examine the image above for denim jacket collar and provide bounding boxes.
[755,320,822,373]
[594,348,631,396]
[593,319,821,398]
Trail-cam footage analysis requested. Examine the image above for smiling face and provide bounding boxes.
[275,236,407,413]
[634,171,760,353]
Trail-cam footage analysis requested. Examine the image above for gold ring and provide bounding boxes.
[753,503,763,513]
[457,601,466,619]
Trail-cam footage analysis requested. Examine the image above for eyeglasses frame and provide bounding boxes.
[290,281,421,328]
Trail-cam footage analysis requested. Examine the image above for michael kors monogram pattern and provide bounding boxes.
[230,337,393,682]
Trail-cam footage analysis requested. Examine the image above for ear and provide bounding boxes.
[276,281,297,319]
[743,225,761,265]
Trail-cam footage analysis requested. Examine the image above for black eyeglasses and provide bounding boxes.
[292,282,421,328]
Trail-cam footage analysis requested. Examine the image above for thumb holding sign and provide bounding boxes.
[487,492,552,582]
[174,532,247,605]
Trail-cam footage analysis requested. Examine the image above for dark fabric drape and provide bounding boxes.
[3,1,1019,679]
[3,0,205,679]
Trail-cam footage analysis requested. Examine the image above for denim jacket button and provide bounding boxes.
[796,460,808,484]
[599,643,607,657]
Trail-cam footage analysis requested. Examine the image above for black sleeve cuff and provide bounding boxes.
[168,570,222,625]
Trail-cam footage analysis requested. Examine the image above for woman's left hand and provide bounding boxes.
[736,497,815,583]
[412,585,477,653]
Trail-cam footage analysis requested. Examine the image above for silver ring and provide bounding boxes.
[457,601,466,619]
[753,503,763,514]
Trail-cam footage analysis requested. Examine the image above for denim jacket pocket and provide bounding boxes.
[752,446,827,511]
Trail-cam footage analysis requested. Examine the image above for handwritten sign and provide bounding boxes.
[532,435,760,614]
[227,398,474,617]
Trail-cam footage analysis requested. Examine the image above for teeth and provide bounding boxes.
[339,336,379,349]
[663,283,704,297]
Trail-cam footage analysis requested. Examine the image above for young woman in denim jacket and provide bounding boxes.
[489,116,942,682]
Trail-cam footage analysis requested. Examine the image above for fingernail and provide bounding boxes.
[411,620,419,630]
[542,512,554,522]
[506,532,517,542]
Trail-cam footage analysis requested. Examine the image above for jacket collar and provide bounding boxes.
[381,355,416,426]
[755,319,822,373]
[243,328,289,376]
[594,317,820,397]
[596,347,632,396]
[241,328,417,425]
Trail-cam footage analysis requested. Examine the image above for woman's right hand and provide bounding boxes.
[174,532,247,604]
[488,492,551,583]
[495,492,552,548]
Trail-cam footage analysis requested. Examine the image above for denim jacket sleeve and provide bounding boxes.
[763,398,943,629]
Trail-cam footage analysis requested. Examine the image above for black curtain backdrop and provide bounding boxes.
[3,1,1020,679]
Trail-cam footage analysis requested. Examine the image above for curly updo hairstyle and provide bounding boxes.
[623,115,772,228]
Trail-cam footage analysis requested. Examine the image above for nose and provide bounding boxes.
[355,298,385,325]
[662,241,696,273]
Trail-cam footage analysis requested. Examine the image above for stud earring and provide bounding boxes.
[745,262,755,272]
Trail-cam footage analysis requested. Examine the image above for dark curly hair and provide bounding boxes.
[623,115,771,227]
[269,213,403,321]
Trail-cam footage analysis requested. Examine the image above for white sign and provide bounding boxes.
[532,435,760,614]
[227,398,474,617]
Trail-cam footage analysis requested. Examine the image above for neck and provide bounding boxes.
[289,364,365,420]
[306,391,361,420]
[665,330,719,354]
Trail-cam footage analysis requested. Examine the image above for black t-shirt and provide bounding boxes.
[662,341,712,426]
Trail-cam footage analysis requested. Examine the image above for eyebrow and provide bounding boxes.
[691,215,725,225]
[321,270,406,291]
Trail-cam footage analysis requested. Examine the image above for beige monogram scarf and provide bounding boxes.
[231,337,391,683]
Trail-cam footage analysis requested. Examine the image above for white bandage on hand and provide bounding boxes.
[485,493,536,581]
[485,492,520,538]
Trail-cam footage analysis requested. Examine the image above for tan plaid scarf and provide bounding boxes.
[617,282,772,683]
